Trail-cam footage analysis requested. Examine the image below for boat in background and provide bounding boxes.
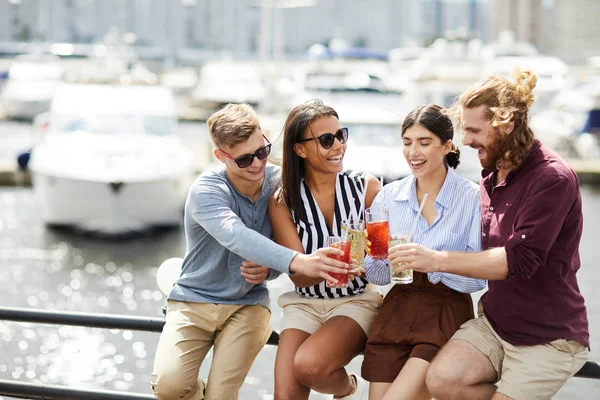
[28,84,197,235]
[0,53,64,120]
[189,62,267,120]
[397,37,484,109]
[160,67,199,120]
[480,30,539,59]
[530,81,600,159]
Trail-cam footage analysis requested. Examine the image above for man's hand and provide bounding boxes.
[290,247,349,286]
[240,261,270,284]
[388,243,442,273]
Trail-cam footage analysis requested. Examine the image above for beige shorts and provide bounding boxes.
[452,302,589,400]
[278,289,382,335]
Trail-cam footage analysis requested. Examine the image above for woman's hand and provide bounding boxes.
[240,261,271,284]
[290,248,349,285]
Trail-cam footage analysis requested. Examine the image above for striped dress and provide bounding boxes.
[292,170,369,299]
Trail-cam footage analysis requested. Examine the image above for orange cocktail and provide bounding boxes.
[366,221,390,259]
[365,207,390,260]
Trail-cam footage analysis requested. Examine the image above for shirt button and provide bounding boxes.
[489,206,494,211]
[521,234,526,239]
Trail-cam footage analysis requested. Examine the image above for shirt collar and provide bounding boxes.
[435,168,458,209]
[394,168,457,210]
[393,174,416,203]
[481,139,542,188]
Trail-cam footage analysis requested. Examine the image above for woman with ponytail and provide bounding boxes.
[361,104,486,400]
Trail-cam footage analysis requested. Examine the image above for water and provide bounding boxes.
[0,121,599,399]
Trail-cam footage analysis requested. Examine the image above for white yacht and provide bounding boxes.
[399,37,485,108]
[189,62,267,120]
[160,67,198,119]
[530,82,600,159]
[0,53,64,120]
[28,84,197,235]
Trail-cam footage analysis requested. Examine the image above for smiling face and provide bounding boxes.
[460,105,508,170]
[402,123,451,179]
[294,115,346,175]
[215,128,268,184]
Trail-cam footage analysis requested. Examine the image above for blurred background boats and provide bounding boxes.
[188,61,267,120]
[530,80,600,160]
[28,83,196,235]
[3,28,600,224]
[0,52,64,120]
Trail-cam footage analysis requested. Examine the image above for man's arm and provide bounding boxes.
[191,179,297,274]
[436,247,509,280]
[192,176,348,280]
[392,173,578,281]
[390,244,509,280]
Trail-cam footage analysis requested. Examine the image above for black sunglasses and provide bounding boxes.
[220,135,272,168]
[297,127,349,149]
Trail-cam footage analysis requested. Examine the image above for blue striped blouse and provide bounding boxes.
[365,168,486,293]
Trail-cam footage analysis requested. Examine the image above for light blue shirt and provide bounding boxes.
[365,168,486,293]
[169,165,297,309]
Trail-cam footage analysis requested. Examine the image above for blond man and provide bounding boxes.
[151,104,349,400]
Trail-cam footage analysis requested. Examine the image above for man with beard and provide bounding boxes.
[386,70,589,400]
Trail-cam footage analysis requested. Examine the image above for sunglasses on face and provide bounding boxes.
[220,134,272,168]
[296,127,349,149]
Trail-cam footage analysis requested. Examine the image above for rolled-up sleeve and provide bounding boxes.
[190,178,298,275]
[505,174,576,280]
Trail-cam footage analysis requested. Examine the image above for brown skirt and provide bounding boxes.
[361,271,475,383]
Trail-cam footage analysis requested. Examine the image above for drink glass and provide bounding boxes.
[389,233,413,284]
[341,218,365,277]
[365,207,390,260]
[326,236,351,288]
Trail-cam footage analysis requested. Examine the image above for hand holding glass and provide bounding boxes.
[389,234,413,284]
[325,236,350,288]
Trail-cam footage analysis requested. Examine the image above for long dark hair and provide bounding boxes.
[402,104,460,169]
[276,99,339,225]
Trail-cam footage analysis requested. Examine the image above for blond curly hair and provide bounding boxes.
[450,69,537,169]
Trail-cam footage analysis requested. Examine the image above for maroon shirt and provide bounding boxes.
[480,140,589,347]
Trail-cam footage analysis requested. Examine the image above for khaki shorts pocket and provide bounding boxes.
[549,339,586,356]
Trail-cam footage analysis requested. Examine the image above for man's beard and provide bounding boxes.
[481,129,512,170]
